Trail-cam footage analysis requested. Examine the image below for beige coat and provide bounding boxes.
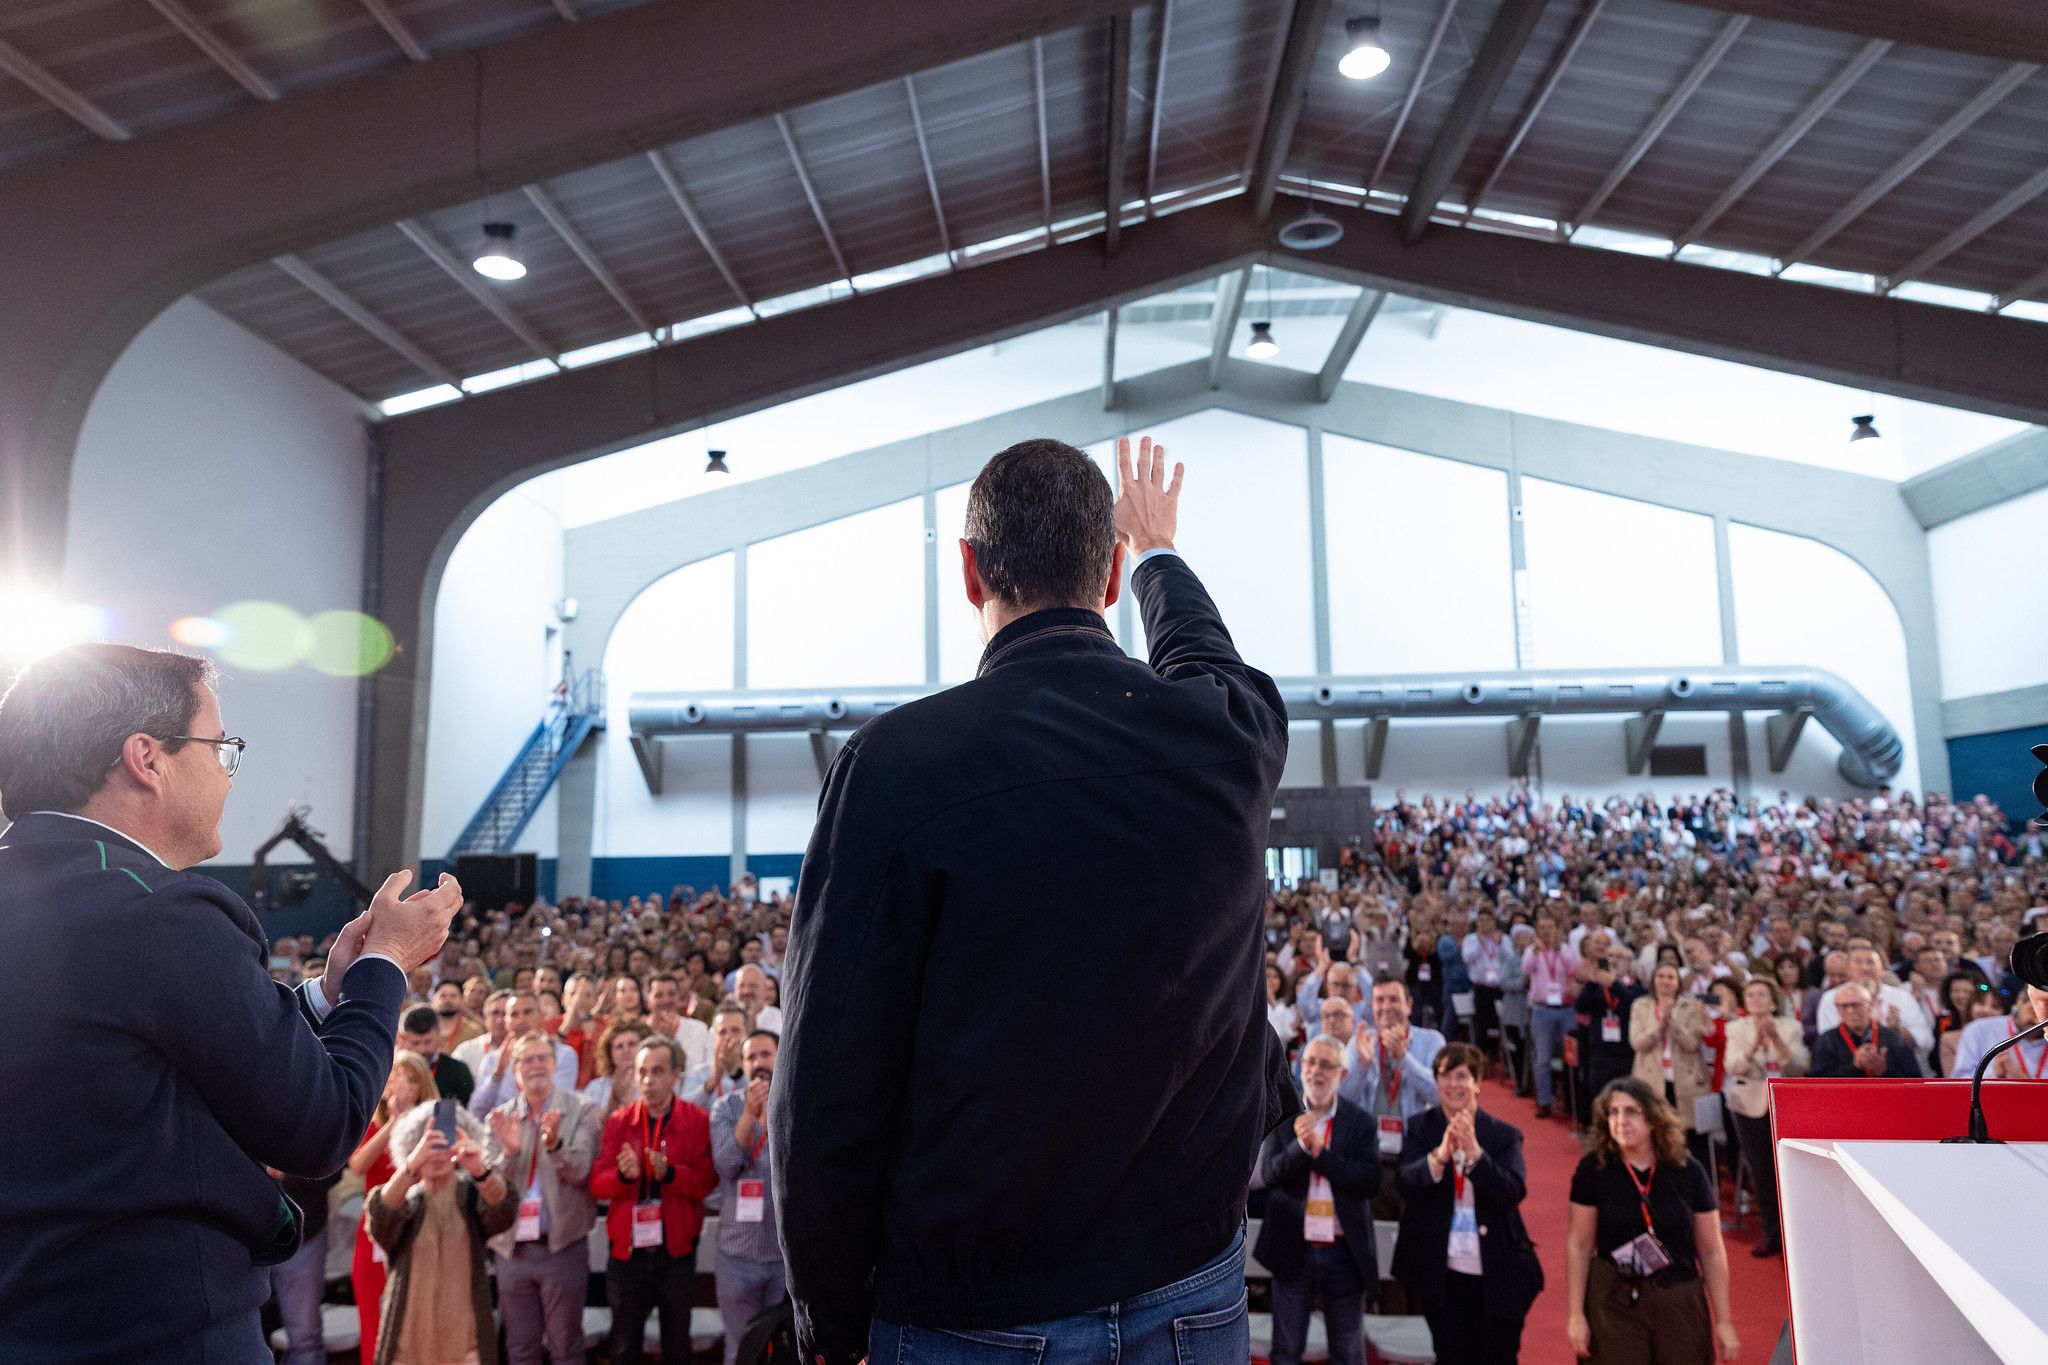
[1630,993,1711,1129]
[1721,1013,1810,1119]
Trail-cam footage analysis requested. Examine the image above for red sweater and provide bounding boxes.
[590,1098,717,1261]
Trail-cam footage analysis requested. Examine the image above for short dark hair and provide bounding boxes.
[401,1005,439,1035]
[745,1028,780,1047]
[0,644,215,820]
[962,439,1116,610]
[1433,1041,1487,1080]
[1370,972,1409,996]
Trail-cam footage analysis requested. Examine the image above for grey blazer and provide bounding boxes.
[485,1085,603,1256]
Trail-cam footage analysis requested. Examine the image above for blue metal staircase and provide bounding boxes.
[446,669,606,861]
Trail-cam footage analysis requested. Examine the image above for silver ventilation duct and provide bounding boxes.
[627,665,1903,791]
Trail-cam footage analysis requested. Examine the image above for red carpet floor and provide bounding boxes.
[1486,1080,1791,1365]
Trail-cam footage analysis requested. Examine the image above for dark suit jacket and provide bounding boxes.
[0,813,407,1363]
[1810,1023,1919,1078]
[775,554,1299,1365]
[1255,1099,1381,1284]
[1389,1106,1544,1321]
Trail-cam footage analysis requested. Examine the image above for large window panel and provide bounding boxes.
[1519,480,1721,670]
[1323,436,1515,675]
[747,499,926,689]
[746,733,825,855]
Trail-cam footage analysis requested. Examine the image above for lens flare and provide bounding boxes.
[0,590,107,665]
[215,601,309,671]
[169,616,229,649]
[305,610,396,677]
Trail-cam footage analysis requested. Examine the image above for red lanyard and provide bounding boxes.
[2009,1019,2048,1079]
[1452,1150,1467,1202]
[1379,1041,1402,1105]
[1622,1161,1657,1236]
[1601,985,1618,1016]
[1839,1024,1872,1064]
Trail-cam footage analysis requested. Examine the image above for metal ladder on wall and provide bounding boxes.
[445,669,606,862]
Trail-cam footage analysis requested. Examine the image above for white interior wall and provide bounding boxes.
[1926,485,2048,702]
[747,498,927,690]
[591,555,735,859]
[64,297,369,862]
[421,483,568,859]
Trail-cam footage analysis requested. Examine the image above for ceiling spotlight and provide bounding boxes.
[1849,414,1881,442]
[1340,17,1391,80]
[1245,321,1280,360]
[1277,208,1344,251]
[705,449,731,475]
[471,223,526,281]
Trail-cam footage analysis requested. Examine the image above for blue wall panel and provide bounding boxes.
[1946,724,2048,827]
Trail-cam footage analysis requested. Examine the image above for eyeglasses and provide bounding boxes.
[170,735,247,777]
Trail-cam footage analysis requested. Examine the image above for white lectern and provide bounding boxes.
[1778,1139,2048,1364]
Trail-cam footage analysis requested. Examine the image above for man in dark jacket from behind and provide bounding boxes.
[773,436,1301,1365]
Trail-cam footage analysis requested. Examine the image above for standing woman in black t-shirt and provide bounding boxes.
[1563,1077,1739,1364]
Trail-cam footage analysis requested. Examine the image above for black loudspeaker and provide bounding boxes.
[455,853,538,912]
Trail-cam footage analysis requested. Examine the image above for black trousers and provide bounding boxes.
[1421,1269,1525,1365]
[608,1243,696,1365]
[1472,984,1504,1058]
[1731,1110,1781,1242]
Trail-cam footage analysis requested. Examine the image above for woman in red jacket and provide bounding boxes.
[589,1037,718,1365]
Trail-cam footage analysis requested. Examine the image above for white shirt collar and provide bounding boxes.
[25,811,173,868]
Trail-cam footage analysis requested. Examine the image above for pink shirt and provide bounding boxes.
[1521,944,1581,1007]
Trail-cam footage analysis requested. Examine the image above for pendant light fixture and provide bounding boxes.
[472,222,526,281]
[1340,15,1392,81]
[1246,321,1280,359]
[1848,414,1880,442]
[706,449,731,475]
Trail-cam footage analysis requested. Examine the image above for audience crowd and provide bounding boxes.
[261,786,2046,1364]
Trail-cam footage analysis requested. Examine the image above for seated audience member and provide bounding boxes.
[1522,915,1581,1119]
[583,1017,649,1118]
[398,1004,476,1108]
[1267,962,1301,1043]
[591,1037,719,1365]
[1576,943,1645,1115]
[1720,978,1807,1258]
[1951,979,2048,1081]
[1815,945,1934,1063]
[1565,1078,1739,1365]
[471,991,579,1114]
[647,970,712,1071]
[350,1052,438,1361]
[686,1002,750,1113]
[1391,1042,1542,1365]
[433,980,485,1053]
[711,1031,789,1365]
[1255,1035,1379,1365]
[486,1033,603,1365]
[453,989,511,1078]
[1810,983,1919,1078]
[365,1123,517,1365]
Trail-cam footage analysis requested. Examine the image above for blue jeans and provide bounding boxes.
[871,1225,1248,1365]
[267,1228,328,1365]
[1268,1242,1363,1365]
[1530,1003,1576,1107]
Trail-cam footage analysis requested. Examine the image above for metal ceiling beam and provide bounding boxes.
[1397,0,1553,245]
[775,114,857,283]
[1464,0,1607,220]
[1776,63,2034,270]
[1315,287,1386,400]
[1672,38,1888,254]
[1567,15,1747,234]
[1997,261,2048,311]
[1663,0,2048,67]
[0,37,131,140]
[358,0,428,61]
[1366,0,1462,199]
[1245,0,1335,223]
[1102,12,1134,256]
[1142,0,1173,217]
[1033,37,1054,237]
[645,150,756,316]
[1891,166,2048,287]
[395,219,557,363]
[1207,264,1252,387]
[523,184,657,338]
[903,77,956,267]
[1102,306,1120,409]
[271,254,461,388]
[551,0,580,19]
[145,0,279,101]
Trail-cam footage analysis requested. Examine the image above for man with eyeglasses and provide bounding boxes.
[0,642,465,1363]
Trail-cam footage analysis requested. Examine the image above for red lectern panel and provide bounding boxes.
[1770,1078,2048,1143]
